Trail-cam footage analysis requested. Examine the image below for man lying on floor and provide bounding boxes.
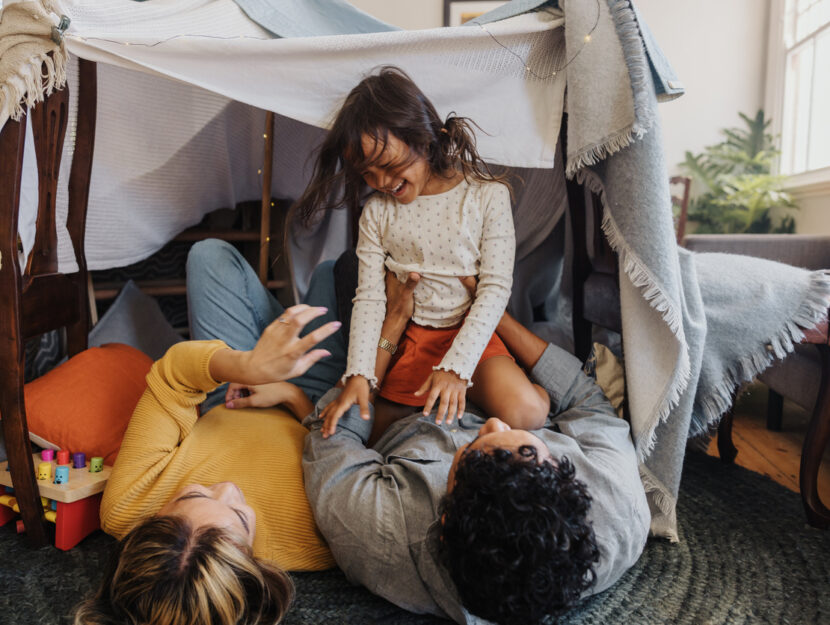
[298,265,650,625]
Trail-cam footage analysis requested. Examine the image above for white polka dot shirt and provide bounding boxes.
[344,179,515,388]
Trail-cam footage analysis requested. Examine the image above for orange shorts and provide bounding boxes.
[378,322,514,406]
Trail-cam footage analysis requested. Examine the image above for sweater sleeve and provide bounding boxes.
[100,340,228,538]
[343,196,387,388]
[436,183,514,383]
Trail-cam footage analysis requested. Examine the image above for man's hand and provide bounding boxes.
[458,275,512,334]
[319,375,371,438]
[383,270,420,341]
[414,369,468,425]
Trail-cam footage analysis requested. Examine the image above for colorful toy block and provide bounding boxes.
[0,452,111,550]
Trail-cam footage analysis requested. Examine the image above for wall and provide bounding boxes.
[634,0,770,177]
[349,0,443,30]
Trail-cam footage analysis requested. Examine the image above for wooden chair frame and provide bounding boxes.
[0,59,97,547]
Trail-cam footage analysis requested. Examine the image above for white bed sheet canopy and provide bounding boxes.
[14,0,567,289]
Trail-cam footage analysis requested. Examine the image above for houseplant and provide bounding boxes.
[680,110,796,234]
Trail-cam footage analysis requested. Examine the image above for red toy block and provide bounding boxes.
[54,493,102,551]
[0,504,16,527]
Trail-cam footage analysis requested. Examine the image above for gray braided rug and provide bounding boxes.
[1,452,828,625]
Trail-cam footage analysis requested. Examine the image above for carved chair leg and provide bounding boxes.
[800,344,830,528]
[717,406,738,464]
[0,371,49,547]
[766,389,784,432]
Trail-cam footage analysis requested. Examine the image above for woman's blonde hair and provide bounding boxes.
[73,515,294,625]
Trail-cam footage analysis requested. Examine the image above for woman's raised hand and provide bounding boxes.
[211,305,341,387]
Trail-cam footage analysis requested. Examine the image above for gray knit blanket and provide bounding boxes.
[557,0,830,540]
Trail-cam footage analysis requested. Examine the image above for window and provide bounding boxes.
[770,0,830,178]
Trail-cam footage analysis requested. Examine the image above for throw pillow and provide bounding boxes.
[21,343,152,465]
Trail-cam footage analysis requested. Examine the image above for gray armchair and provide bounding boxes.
[683,234,830,527]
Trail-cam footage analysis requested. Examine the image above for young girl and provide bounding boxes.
[293,66,550,438]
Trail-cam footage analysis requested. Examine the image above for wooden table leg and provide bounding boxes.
[800,343,830,528]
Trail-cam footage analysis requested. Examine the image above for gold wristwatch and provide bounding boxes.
[377,336,397,354]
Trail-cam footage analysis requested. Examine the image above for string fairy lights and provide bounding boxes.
[476,0,601,80]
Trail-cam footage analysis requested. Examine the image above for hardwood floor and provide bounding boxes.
[706,382,830,505]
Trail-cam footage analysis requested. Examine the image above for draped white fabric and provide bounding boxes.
[17,0,565,274]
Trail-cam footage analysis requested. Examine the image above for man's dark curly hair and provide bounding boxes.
[437,446,599,625]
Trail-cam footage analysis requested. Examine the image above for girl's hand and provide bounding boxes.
[414,370,468,425]
[320,375,371,438]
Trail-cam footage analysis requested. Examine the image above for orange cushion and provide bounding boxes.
[21,343,152,466]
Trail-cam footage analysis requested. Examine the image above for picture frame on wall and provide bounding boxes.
[443,1,507,27]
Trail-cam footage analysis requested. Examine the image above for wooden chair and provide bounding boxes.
[670,175,691,244]
[0,59,97,547]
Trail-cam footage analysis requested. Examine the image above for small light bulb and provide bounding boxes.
[270,201,275,207]
[584,34,591,42]
[263,133,268,139]
[257,169,262,175]
[266,236,271,242]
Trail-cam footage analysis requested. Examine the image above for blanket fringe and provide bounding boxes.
[607,0,655,141]
[565,123,642,180]
[564,0,656,177]
[574,167,691,458]
[0,51,67,127]
[692,270,830,437]
[639,463,679,542]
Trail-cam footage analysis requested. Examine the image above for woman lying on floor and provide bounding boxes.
[72,301,341,624]
[73,239,419,625]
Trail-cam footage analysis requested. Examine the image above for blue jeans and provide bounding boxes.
[186,239,347,412]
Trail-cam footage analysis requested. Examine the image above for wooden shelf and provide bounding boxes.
[173,228,261,243]
[93,278,288,300]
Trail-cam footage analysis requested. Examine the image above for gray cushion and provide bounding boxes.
[89,280,183,361]
[758,344,822,412]
[683,234,830,270]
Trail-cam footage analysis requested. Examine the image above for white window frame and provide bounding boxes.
[765,0,830,198]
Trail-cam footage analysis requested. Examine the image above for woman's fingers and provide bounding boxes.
[290,349,332,379]
[294,320,342,354]
[456,394,466,424]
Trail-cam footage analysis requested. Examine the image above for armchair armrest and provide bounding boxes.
[683,234,830,271]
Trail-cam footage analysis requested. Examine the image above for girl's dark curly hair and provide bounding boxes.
[438,447,599,625]
[290,65,508,230]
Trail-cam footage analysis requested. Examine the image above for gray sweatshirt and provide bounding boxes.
[303,343,650,624]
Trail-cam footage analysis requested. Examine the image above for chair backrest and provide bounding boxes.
[670,175,691,244]
[0,58,97,547]
[0,60,97,355]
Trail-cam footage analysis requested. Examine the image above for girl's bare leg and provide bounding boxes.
[468,356,550,430]
[369,396,422,446]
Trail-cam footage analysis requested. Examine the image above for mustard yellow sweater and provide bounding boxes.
[100,340,334,571]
